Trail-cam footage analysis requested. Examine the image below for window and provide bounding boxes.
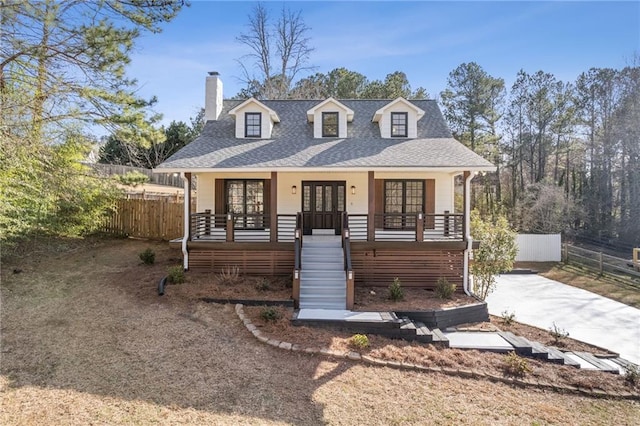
[391,112,408,137]
[384,180,424,229]
[245,112,261,138]
[226,180,264,228]
[322,112,339,137]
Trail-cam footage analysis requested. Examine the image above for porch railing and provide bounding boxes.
[190,212,297,242]
[348,212,464,242]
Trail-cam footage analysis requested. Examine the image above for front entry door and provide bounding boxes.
[302,181,346,235]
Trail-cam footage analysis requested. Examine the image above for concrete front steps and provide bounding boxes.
[299,235,347,310]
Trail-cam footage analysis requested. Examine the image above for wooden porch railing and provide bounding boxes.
[190,212,297,242]
[347,212,464,241]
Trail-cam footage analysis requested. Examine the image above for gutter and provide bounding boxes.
[462,171,474,296]
[181,172,190,270]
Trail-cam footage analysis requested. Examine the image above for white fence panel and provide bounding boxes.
[515,234,561,262]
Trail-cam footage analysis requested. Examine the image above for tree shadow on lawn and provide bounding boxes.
[0,237,357,425]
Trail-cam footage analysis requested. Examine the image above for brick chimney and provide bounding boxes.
[205,71,223,121]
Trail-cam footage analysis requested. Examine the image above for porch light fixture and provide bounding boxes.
[351,185,356,195]
[291,185,297,194]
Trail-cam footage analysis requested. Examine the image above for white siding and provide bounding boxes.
[515,234,561,262]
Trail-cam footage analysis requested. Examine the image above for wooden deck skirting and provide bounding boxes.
[189,247,294,274]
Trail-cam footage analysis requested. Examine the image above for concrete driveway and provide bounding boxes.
[486,274,640,365]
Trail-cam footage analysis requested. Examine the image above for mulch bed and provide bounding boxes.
[354,286,478,311]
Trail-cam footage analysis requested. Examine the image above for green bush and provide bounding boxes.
[504,352,531,377]
[260,306,281,322]
[167,265,185,284]
[434,277,456,299]
[139,248,155,265]
[388,277,404,302]
[255,277,270,291]
[116,171,149,187]
[349,334,370,349]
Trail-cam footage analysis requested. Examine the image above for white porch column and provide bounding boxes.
[181,172,192,270]
[462,171,473,295]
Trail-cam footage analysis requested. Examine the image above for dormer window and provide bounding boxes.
[391,112,408,137]
[322,112,339,137]
[245,112,261,138]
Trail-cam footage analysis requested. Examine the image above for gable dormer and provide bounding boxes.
[228,98,280,139]
[372,98,425,139]
[306,98,354,139]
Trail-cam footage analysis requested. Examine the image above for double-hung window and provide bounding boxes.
[391,112,408,137]
[245,112,261,138]
[322,112,339,137]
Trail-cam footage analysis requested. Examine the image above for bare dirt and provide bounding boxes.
[1,237,639,425]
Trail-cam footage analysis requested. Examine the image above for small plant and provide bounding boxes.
[116,171,149,187]
[139,248,155,265]
[167,265,185,284]
[501,310,516,325]
[623,364,639,388]
[434,277,456,299]
[218,264,240,284]
[548,322,569,345]
[260,306,281,322]
[504,352,531,377]
[349,334,370,349]
[255,277,270,291]
[388,277,404,302]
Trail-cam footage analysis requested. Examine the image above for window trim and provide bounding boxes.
[390,112,408,137]
[321,111,339,137]
[244,112,262,138]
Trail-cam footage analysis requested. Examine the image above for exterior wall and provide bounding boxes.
[232,103,274,139]
[515,234,561,262]
[377,104,419,138]
[375,171,455,214]
[312,102,349,138]
[195,170,455,215]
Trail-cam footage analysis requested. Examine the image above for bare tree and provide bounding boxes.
[236,3,313,99]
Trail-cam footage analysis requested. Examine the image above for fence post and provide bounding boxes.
[416,213,424,242]
[226,214,234,242]
[598,251,603,275]
[563,242,569,263]
[443,210,450,237]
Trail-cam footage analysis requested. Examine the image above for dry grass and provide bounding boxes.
[517,261,640,309]
[2,238,639,425]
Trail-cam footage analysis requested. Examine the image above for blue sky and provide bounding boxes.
[128,1,640,126]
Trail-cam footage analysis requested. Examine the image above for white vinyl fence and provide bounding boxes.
[515,234,561,262]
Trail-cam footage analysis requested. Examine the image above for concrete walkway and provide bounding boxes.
[486,274,640,365]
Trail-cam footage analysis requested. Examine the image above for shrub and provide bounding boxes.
[434,277,456,299]
[218,264,240,285]
[624,364,639,388]
[501,310,516,325]
[260,306,281,322]
[349,334,370,349]
[255,277,270,291]
[116,171,149,187]
[548,322,569,345]
[504,352,531,377]
[139,248,155,265]
[388,277,404,302]
[167,265,185,284]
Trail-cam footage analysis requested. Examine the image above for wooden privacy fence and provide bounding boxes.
[103,199,194,240]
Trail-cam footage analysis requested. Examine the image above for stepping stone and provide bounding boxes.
[497,331,533,356]
[546,346,580,367]
[610,357,639,372]
[430,328,450,347]
[571,352,620,374]
[528,341,550,360]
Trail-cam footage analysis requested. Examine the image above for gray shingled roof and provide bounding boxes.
[155,99,495,171]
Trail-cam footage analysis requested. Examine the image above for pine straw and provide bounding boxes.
[354,286,477,310]
[244,307,638,395]
[2,238,639,425]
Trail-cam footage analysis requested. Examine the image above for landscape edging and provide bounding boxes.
[234,304,640,401]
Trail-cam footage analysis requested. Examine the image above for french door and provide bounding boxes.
[301,181,346,235]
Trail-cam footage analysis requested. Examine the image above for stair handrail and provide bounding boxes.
[292,212,303,308]
[342,211,354,309]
